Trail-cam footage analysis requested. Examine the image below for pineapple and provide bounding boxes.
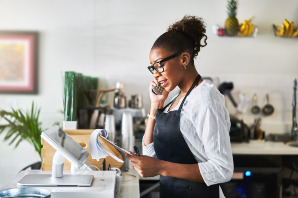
[224,0,239,36]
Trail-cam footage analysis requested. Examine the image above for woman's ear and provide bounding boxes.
[181,52,191,66]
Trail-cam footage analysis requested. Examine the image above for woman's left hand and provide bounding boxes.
[126,152,163,177]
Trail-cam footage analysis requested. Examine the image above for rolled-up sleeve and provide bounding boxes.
[196,103,234,186]
[142,137,157,158]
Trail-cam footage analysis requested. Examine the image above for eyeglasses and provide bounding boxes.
[147,52,185,74]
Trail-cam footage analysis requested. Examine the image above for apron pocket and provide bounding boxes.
[160,184,191,198]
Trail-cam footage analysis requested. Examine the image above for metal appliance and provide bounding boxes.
[114,82,127,108]
[128,94,143,109]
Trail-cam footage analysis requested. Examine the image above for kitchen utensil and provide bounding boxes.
[84,88,116,107]
[0,188,51,198]
[128,94,143,109]
[152,83,164,95]
[105,115,116,142]
[250,118,261,139]
[218,82,238,108]
[237,93,250,113]
[251,94,261,114]
[250,119,257,139]
[255,118,261,131]
[262,93,274,116]
[114,94,126,108]
[114,82,127,108]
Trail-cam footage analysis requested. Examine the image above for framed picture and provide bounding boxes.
[0,31,38,94]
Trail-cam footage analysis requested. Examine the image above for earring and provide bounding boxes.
[184,65,186,69]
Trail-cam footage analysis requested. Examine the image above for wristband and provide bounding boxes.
[147,113,155,120]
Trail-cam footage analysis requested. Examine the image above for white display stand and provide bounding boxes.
[40,126,91,178]
[2,171,116,198]
[0,170,140,198]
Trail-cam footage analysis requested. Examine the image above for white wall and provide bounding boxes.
[0,0,297,187]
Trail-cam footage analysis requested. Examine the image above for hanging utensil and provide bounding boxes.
[251,94,261,114]
[218,82,238,108]
[262,93,274,116]
[237,93,250,113]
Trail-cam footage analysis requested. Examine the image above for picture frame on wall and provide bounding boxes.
[0,31,38,94]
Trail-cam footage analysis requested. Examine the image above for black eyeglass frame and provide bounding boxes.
[147,51,185,74]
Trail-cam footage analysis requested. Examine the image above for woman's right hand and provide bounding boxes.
[149,81,169,107]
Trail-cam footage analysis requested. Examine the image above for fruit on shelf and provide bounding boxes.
[218,28,226,36]
[238,17,255,37]
[224,0,239,36]
[293,29,298,37]
[289,22,294,36]
[273,25,281,36]
[213,23,257,37]
[273,19,298,37]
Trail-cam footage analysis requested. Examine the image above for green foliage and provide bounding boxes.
[63,71,98,121]
[63,71,77,121]
[227,0,238,18]
[0,102,42,158]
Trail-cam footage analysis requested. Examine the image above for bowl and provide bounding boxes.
[0,187,51,198]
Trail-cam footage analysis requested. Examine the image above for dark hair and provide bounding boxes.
[152,15,207,63]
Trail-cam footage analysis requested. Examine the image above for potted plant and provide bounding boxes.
[62,71,99,130]
[63,71,78,130]
[0,102,43,158]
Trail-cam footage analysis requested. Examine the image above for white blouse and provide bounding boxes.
[143,80,234,198]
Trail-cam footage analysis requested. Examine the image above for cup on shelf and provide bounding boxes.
[121,113,134,137]
[105,115,116,142]
[121,112,134,170]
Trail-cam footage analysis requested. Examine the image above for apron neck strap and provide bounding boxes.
[178,74,201,112]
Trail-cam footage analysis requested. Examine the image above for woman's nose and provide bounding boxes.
[153,70,161,77]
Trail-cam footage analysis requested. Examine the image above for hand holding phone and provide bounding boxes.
[152,82,164,95]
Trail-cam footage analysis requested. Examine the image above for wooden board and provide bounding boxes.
[41,129,123,171]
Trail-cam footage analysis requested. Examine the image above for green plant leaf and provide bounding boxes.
[9,134,21,147]
[0,101,43,158]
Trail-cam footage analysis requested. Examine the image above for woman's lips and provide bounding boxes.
[160,80,167,87]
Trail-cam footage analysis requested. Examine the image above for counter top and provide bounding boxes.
[118,169,140,198]
[231,141,298,155]
[0,170,140,198]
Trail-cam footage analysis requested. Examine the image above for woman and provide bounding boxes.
[126,15,233,198]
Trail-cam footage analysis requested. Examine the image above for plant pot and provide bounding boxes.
[63,121,77,130]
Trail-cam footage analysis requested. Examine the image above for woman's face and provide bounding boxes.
[149,48,184,93]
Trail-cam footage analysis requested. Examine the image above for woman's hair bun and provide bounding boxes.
[167,15,207,58]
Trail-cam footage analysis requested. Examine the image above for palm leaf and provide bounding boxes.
[9,134,21,147]
[0,124,10,133]
[15,138,23,148]
[0,102,43,158]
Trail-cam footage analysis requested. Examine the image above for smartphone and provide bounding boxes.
[152,83,164,95]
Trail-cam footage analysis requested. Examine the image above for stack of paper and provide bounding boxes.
[89,129,132,163]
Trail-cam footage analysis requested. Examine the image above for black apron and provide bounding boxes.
[153,74,219,198]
